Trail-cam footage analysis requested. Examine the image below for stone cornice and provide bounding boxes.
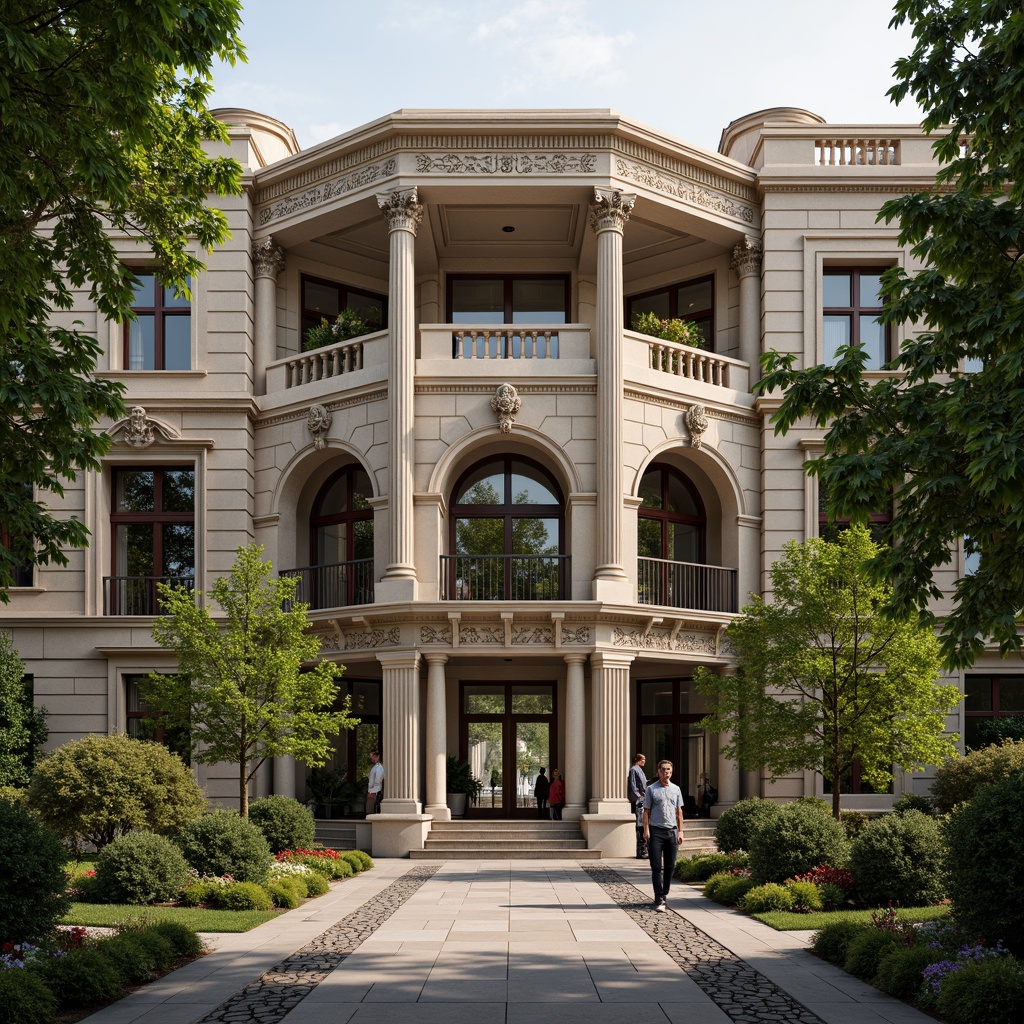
[256,387,390,430]
[623,388,759,426]
[415,382,596,396]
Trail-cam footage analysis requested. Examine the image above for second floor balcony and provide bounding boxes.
[637,557,738,614]
[103,575,196,616]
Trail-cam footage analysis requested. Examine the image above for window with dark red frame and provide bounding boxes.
[822,268,888,370]
[627,276,714,350]
[301,275,386,348]
[817,478,891,545]
[124,271,191,370]
[964,675,1024,750]
[306,466,374,608]
[125,674,190,764]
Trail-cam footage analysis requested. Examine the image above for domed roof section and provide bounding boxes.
[719,107,826,166]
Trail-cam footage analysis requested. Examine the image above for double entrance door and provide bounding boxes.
[461,682,555,818]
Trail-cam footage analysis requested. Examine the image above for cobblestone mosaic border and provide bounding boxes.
[194,865,440,1024]
[582,865,824,1024]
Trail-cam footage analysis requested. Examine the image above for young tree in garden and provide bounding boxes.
[0,632,47,787]
[146,545,355,815]
[0,1,245,596]
[695,527,961,819]
[759,0,1024,666]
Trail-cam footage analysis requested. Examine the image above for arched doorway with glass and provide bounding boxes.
[444,456,568,601]
[636,677,707,814]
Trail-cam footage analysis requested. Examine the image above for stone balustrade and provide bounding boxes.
[815,138,900,166]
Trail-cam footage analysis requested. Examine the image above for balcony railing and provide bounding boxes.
[815,138,900,166]
[645,340,734,387]
[637,557,737,613]
[279,559,374,611]
[441,554,570,601]
[103,575,195,615]
[451,327,559,360]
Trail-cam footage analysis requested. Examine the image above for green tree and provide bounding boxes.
[759,1,1024,665]
[0,1,245,596]
[0,632,47,787]
[695,527,960,818]
[147,544,355,815]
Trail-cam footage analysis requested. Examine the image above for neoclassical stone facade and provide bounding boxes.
[5,107,984,856]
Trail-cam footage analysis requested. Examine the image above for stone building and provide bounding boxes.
[5,107,995,856]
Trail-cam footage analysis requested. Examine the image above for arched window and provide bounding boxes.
[446,457,567,600]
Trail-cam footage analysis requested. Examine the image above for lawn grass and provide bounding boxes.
[753,903,951,932]
[64,903,279,932]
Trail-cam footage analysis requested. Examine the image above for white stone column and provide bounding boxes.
[272,755,297,802]
[563,654,587,820]
[424,652,450,821]
[253,238,284,396]
[589,188,635,603]
[587,650,634,814]
[377,650,422,814]
[731,236,763,385]
[376,187,423,602]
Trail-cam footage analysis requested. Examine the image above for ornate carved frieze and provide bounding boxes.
[306,404,332,450]
[257,158,397,226]
[612,626,717,654]
[685,404,710,449]
[615,158,755,224]
[252,238,285,278]
[562,626,591,644]
[490,383,522,434]
[730,236,763,278]
[344,627,401,651]
[589,187,636,232]
[414,152,596,175]
[457,625,505,645]
[420,625,453,645]
[317,631,342,652]
[420,622,590,647]
[377,186,423,233]
[512,626,553,645]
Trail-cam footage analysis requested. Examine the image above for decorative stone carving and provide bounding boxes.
[612,626,716,654]
[562,626,591,644]
[730,236,763,278]
[414,152,596,175]
[615,158,755,224]
[258,159,396,226]
[588,187,636,233]
[458,625,504,645]
[420,625,453,645]
[122,406,156,448]
[306,404,332,450]
[686,404,710,449]
[490,383,522,433]
[253,238,285,278]
[512,627,554,645]
[376,186,423,233]
[344,627,401,651]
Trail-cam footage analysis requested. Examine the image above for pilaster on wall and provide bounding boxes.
[731,235,763,385]
[587,649,634,815]
[253,238,285,397]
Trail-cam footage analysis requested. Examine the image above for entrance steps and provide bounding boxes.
[314,821,358,850]
[679,819,718,855]
[410,819,602,860]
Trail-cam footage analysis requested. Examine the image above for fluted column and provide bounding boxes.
[253,238,285,396]
[563,654,587,820]
[589,188,635,601]
[376,187,423,601]
[272,755,296,801]
[377,651,421,814]
[589,650,634,814]
[731,236,763,385]
[424,653,450,820]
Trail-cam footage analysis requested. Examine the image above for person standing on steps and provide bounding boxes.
[367,749,384,814]
[628,752,648,858]
[643,759,684,912]
[534,766,550,818]
[548,769,566,820]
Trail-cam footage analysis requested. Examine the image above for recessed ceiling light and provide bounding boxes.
[502,225,515,233]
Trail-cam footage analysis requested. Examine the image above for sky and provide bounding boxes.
[209,0,923,156]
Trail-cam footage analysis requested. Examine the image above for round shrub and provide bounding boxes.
[843,928,902,980]
[95,830,190,904]
[340,851,363,874]
[741,883,794,913]
[334,858,353,879]
[268,877,303,908]
[300,869,329,897]
[810,920,866,966]
[174,811,272,884]
[849,810,945,907]
[714,798,783,853]
[28,734,205,849]
[95,933,155,985]
[675,852,748,882]
[893,792,934,816]
[0,798,70,944]
[179,879,221,907]
[147,921,204,957]
[785,880,824,912]
[348,850,373,871]
[0,969,58,1024]
[248,795,315,854]
[132,928,176,970]
[936,955,1024,1024]
[944,772,1024,955]
[211,881,273,911]
[33,946,124,1008]
[703,872,757,906]
[930,738,1024,813]
[749,802,848,884]
[874,942,939,1000]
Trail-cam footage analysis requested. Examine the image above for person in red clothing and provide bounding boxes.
[548,768,566,819]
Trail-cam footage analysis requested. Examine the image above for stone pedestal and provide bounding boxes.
[368,814,432,857]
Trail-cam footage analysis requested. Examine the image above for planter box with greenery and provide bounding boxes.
[445,756,483,818]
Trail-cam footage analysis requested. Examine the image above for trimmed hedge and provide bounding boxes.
[0,970,57,1024]
[930,739,1024,813]
[936,955,1024,1024]
[248,795,316,854]
[675,852,748,882]
[810,920,867,966]
[748,802,848,884]
[714,798,782,853]
[95,830,190,904]
[849,810,945,907]
[174,811,272,884]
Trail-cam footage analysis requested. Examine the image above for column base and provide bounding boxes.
[562,803,585,822]
[368,813,432,857]
[591,573,633,603]
[374,574,418,603]
[380,798,422,815]
[588,797,632,816]
[580,812,635,857]
[425,803,451,821]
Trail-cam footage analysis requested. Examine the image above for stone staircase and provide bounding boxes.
[679,818,718,855]
[409,819,601,860]
[313,820,359,850]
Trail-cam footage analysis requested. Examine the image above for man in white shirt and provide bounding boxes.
[367,749,384,814]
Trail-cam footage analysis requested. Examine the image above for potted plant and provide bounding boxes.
[631,310,705,349]
[305,307,382,350]
[446,756,483,819]
[306,766,347,818]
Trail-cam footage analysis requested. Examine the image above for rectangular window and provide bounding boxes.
[124,271,191,370]
[107,467,195,615]
[301,275,386,348]
[822,268,887,369]
[817,478,891,545]
[126,675,190,764]
[964,675,1024,750]
[627,275,714,349]
[2,484,34,586]
[447,275,570,324]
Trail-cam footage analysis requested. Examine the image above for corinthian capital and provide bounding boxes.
[730,236,763,278]
[377,187,423,233]
[588,187,636,233]
[253,237,285,279]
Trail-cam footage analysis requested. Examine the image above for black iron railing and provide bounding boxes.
[279,559,374,610]
[637,557,738,613]
[103,575,195,616]
[441,554,570,601]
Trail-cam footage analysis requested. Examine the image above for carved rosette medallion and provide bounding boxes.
[377,186,423,234]
[253,237,285,279]
[686,405,710,449]
[588,187,636,233]
[730,236,763,278]
[123,406,156,448]
[490,383,522,434]
[306,404,332,450]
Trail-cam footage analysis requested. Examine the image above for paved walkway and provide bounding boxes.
[82,858,934,1024]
